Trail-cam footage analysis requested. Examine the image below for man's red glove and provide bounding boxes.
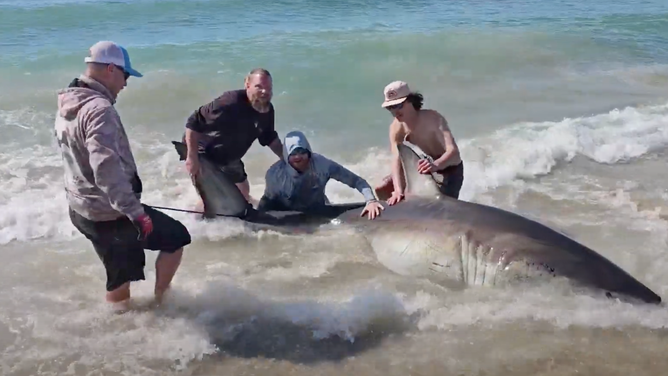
[132,213,153,241]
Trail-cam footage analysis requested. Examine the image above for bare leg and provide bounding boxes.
[154,248,183,304]
[106,282,131,311]
[236,179,254,204]
[194,198,204,213]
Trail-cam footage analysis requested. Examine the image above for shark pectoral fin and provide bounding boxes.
[396,143,442,197]
[171,141,188,161]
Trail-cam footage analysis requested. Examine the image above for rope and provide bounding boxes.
[147,205,245,218]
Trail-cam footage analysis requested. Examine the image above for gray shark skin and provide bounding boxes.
[170,140,661,304]
[172,141,250,219]
[337,144,661,304]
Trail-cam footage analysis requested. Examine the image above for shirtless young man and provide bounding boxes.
[374,81,464,205]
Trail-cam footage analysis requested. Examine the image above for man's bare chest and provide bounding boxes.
[403,128,443,155]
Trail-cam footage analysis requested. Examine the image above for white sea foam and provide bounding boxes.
[1,102,667,245]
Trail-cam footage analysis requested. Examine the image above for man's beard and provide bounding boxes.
[251,97,271,113]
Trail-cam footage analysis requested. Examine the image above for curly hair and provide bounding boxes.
[406,92,424,110]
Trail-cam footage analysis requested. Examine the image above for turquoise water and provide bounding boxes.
[1,1,668,375]
[1,0,667,154]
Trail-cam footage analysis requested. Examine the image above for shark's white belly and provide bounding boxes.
[367,229,548,288]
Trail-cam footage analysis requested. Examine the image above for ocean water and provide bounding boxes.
[1,0,668,375]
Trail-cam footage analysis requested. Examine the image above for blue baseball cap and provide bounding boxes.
[84,41,143,78]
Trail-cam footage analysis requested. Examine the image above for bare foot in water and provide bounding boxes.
[109,299,132,314]
[153,287,170,307]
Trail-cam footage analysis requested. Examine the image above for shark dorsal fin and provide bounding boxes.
[397,143,443,198]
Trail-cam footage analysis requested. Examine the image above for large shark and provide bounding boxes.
[170,141,662,304]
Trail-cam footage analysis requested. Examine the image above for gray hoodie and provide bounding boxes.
[259,130,376,212]
[54,75,145,222]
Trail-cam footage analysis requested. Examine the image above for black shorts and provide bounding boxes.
[197,152,247,184]
[69,205,192,292]
[181,133,248,184]
[435,162,465,199]
[214,158,247,184]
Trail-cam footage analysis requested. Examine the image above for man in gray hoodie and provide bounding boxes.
[257,130,384,219]
[54,41,191,310]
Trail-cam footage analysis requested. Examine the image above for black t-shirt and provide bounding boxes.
[184,89,278,164]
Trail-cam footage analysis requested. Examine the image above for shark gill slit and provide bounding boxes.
[468,235,479,285]
[458,233,468,284]
[475,241,485,286]
[459,234,500,287]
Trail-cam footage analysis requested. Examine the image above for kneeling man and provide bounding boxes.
[258,131,384,219]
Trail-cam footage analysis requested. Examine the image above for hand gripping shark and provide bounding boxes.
[171,141,662,304]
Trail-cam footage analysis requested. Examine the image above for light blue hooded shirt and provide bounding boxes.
[260,130,376,212]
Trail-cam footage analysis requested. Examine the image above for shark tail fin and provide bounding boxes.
[171,140,250,219]
[397,143,443,198]
[172,141,188,161]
